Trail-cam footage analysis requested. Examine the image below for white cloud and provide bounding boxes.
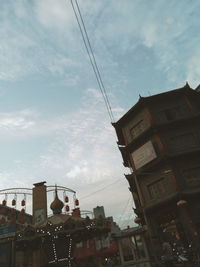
[186,48,200,88]
[3,0,199,227]
[0,109,37,135]
[0,84,133,226]
[66,164,88,178]
[48,56,80,75]
[34,0,74,30]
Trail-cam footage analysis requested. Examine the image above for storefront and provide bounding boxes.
[113,226,152,267]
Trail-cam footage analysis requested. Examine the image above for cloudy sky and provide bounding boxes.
[0,0,199,228]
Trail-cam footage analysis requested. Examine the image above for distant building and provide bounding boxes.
[0,183,111,267]
[113,83,200,251]
[93,206,106,219]
[0,204,32,266]
[113,225,151,266]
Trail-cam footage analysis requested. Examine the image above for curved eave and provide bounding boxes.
[112,122,125,145]
[114,84,198,128]
[118,146,129,167]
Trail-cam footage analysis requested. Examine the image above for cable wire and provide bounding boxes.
[118,195,132,227]
[74,0,114,122]
[70,0,115,122]
[80,178,122,200]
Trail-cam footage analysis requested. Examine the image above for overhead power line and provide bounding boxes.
[80,178,122,200]
[70,0,115,122]
[118,195,132,226]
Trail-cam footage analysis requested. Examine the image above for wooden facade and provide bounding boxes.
[113,83,200,250]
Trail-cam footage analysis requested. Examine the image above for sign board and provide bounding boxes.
[34,208,46,226]
[0,226,16,239]
[132,141,157,170]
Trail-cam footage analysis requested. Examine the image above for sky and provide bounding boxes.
[0,0,199,228]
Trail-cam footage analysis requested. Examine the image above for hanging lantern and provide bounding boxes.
[18,218,25,224]
[64,196,69,203]
[2,200,7,206]
[177,200,187,207]
[73,208,81,217]
[75,199,79,206]
[134,217,141,224]
[0,208,7,215]
[77,208,81,216]
[11,208,16,215]
[12,199,16,206]
[20,208,25,214]
[65,205,70,212]
[21,199,26,206]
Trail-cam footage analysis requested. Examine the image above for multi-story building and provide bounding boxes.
[113,83,200,249]
[0,204,32,266]
[75,206,121,265]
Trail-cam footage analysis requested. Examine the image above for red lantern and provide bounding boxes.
[0,208,4,215]
[65,205,70,212]
[18,218,25,224]
[20,208,25,214]
[11,208,16,215]
[21,199,25,206]
[75,199,79,206]
[77,208,81,216]
[74,208,81,216]
[1,208,7,215]
[64,196,69,203]
[2,200,6,206]
[12,199,16,206]
[134,217,141,224]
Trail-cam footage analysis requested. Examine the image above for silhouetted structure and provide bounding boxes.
[113,83,200,251]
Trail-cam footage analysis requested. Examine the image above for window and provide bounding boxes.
[147,178,165,200]
[121,238,134,261]
[129,120,144,139]
[130,235,147,260]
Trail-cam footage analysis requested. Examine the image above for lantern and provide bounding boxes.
[64,196,69,203]
[0,208,5,215]
[177,200,187,207]
[75,199,79,206]
[77,208,81,216]
[11,208,16,215]
[65,205,70,212]
[20,208,25,214]
[18,218,25,224]
[21,199,26,206]
[134,217,141,224]
[12,199,16,206]
[73,208,81,217]
[2,200,6,206]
